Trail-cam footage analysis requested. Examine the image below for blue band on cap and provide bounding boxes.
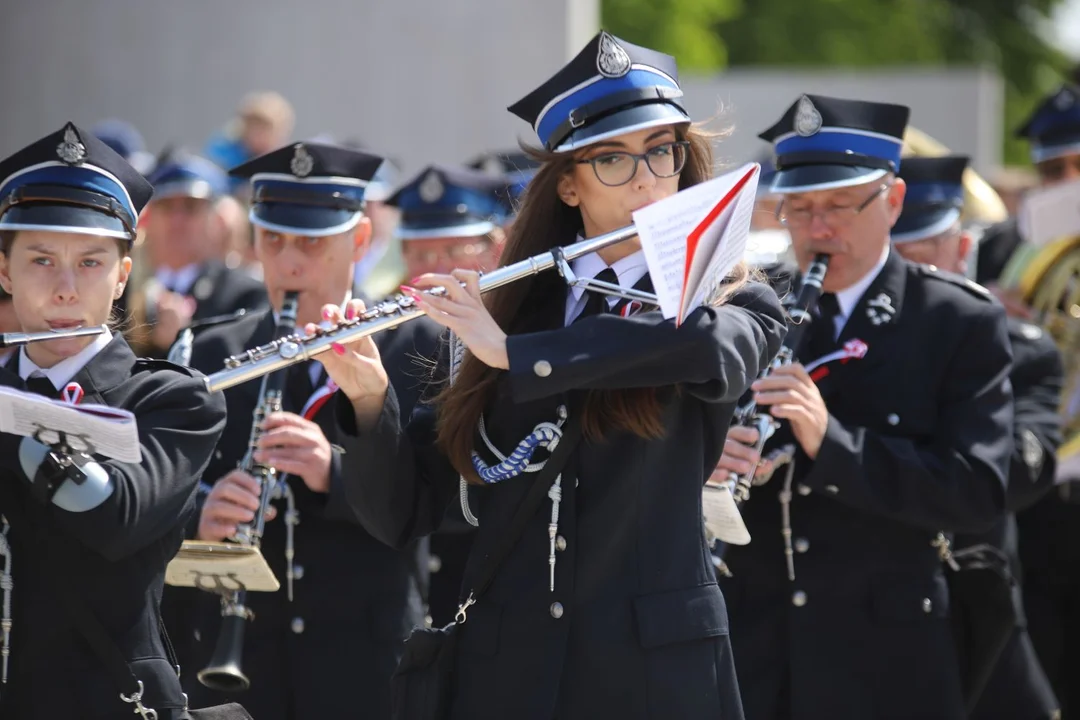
[903,182,963,206]
[775,129,902,170]
[251,178,366,206]
[535,67,679,150]
[0,163,135,225]
[1031,132,1080,164]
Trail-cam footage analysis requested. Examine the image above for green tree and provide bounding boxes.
[602,0,1073,164]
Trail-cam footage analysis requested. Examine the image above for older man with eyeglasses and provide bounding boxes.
[714,94,1015,720]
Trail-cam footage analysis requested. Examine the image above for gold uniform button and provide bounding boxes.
[291,617,305,634]
[794,537,809,554]
[556,535,567,552]
[825,485,839,495]
[922,598,933,614]
[887,413,900,426]
[797,484,812,496]
[533,360,552,377]
[293,564,305,580]
[428,555,442,573]
[550,602,564,619]
[792,591,807,607]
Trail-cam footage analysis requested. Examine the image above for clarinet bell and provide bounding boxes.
[196,612,251,693]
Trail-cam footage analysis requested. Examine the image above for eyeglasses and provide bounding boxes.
[777,184,890,229]
[402,240,492,267]
[577,141,690,187]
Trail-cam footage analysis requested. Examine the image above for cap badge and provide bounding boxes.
[794,95,823,137]
[56,126,87,166]
[597,32,632,79]
[290,144,314,178]
[419,170,444,203]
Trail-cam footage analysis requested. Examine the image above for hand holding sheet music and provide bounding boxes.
[632,162,760,325]
[0,386,140,462]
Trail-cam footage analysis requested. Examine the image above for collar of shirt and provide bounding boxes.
[18,327,114,389]
[273,291,353,388]
[155,263,201,295]
[830,243,891,338]
[564,244,649,326]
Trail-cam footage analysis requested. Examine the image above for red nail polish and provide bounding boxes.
[400,285,417,294]
[331,342,346,356]
[345,305,356,320]
[410,276,423,284]
[323,307,334,320]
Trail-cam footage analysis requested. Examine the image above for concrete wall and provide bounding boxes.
[1,2,1001,177]
[0,0,600,174]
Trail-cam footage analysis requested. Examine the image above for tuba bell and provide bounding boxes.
[996,180,1080,461]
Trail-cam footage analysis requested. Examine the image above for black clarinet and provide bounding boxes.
[728,253,831,504]
[197,291,300,693]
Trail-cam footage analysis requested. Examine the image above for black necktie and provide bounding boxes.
[574,268,618,324]
[804,292,840,360]
[286,361,315,415]
[25,375,58,399]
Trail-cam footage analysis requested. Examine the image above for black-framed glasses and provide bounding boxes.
[777,183,891,229]
[577,141,690,187]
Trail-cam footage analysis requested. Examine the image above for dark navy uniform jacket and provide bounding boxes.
[338,276,787,720]
[722,250,1014,720]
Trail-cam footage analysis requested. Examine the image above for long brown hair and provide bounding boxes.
[437,123,750,483]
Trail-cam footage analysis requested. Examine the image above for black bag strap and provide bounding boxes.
[39,536,160,717]
[455,406,584,620]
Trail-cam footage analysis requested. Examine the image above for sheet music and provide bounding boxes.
[703,483,751,545]
[633,163,760,322]
[1018,176,1080,248]
[682,166,759,319]
[0,386,140,462]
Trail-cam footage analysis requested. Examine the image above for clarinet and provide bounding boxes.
[727,253,830,503]
[197,291,300,693]
[713,254,830,579]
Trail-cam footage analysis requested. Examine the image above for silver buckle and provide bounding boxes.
[119,680,158,720]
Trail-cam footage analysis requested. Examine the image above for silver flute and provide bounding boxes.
[0,325,107,348]
[203,224,642,393]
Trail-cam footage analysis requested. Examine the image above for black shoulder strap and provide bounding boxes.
[457,407,584,615]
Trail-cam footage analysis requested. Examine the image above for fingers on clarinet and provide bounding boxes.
[727,425,760,445]
[264,506,278,522]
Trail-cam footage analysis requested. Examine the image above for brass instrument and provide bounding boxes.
[998,206,1080,462]
[201,224,645,393]
[196,290,300,693]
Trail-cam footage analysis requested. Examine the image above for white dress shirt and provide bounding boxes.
[18,328,114,389]
[827,244,891,339]
[563,246,649,327]
[155,264,201,295]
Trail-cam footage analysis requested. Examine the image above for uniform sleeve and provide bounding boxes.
[1004,331,1064,512]
[1,372,227,561]
[334,387,459,550]
[802,304,1013,534]
[505,281,787,403]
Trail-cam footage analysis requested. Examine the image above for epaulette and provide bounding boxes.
[185,308,249,334]
[1010,320,1044,341]
[916,264,994,302]
[166,309,249,366]
[134,357,197,377]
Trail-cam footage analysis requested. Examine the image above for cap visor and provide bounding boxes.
[0,204,131,241]
[397,219,495,241]
[891,207,961,244]
[771,166,888,194]
[250,205,362,237]
[554,103,691,153]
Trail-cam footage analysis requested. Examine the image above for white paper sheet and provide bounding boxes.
[0,386,140,462]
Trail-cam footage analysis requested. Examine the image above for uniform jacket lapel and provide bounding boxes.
[810,250,906,401]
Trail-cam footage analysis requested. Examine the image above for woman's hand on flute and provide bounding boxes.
[307,299,389,423]
[402,270,510,370]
